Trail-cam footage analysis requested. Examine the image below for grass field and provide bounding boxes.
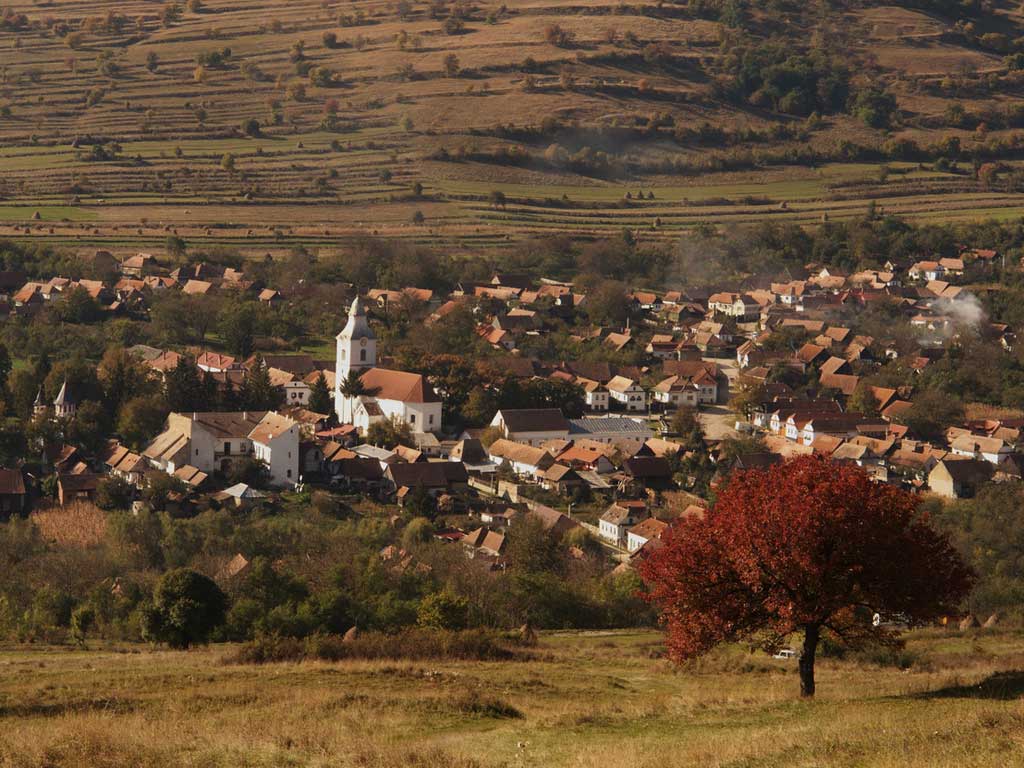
[1,1,1024,255]
[2,629,1024,767]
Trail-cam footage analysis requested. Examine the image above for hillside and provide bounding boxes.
[2,629,1024,767]
[1,0,1024,254]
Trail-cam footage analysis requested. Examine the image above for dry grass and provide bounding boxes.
[1,629,1024,767]
[29,502,108,548]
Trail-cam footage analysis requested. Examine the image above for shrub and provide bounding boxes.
[227,628,530,664]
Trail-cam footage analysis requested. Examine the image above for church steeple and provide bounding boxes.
[335,296,377,419]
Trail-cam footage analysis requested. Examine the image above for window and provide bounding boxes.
[224,442,231,455]
[340,349,346,361]
[287,470,292,478]
[360,349,367,362]
[410,414,416,425]
[428,414,434,425]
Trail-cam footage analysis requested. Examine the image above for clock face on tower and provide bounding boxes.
[360,338,367,347]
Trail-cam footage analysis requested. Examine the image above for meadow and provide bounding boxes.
[1,628,1023,767]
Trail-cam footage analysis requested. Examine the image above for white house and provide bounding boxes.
[486,439,555,479]
[950,434,1010,465]
[626,517,668,553]
[598,500,648,547]
[652,375,700,409]
[490,408,570,446]
[334,296,443,435]
[577,377,609,412]
[143,411,300,487]
[607,375,646,412]
[567,417,654,444]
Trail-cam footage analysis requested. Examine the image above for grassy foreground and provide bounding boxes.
[1,629,1023,767]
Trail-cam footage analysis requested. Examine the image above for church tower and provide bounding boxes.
[335,296,376,421]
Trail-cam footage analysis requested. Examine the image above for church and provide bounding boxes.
[334,296,443,435]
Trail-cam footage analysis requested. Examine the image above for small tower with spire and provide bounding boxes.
[52,380,76,419]
[33,387,46,418]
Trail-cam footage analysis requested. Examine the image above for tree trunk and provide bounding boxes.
[799,624,820,698]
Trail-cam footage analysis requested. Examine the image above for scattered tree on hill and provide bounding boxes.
[162,0,183,25]
[641,456,973,697]
[443,53,460,78]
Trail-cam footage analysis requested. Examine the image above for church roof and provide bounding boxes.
[53,380,74,406]
[360,367,440,404]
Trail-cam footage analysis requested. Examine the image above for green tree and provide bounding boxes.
[165,357,205,412]
[56,286,102,324]
[417,591,469,629]
[366,417,413,448]
[96,476,133,511]
[240,356,283,410]
[218,301,257,357]
[118,394,169,449]
[142,569,228,648]
[309,371,332,414]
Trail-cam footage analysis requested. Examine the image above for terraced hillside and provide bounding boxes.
[1,0,1024,254]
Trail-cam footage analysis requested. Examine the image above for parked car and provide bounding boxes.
[772,648,798,660]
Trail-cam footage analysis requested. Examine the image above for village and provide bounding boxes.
[0,241,1015,577]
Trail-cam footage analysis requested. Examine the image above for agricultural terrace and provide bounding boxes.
[1,1,1024,253]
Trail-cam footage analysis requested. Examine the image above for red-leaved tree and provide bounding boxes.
[640,456,973,697]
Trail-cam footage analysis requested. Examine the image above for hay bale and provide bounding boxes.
[959,614,980,631]
[983,613,999,629]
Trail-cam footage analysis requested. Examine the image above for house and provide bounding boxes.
[540,463,585,494]
[487,439,555,478]
[101,444,147,485]
[662,360,720,404]
[524,503,580,540]
[462,527,507,558]
[0,469,27,517]
[599,500,647,546]
[708,292,758,318]
[577,377,609,412]
[120,252,160,277]
[607,375,646,412]
[653,375,699,409]
[385,461,468,497]
[929,459,993,499]
[950,434,1010,465]
[334,297,443,435]
[490,408,570,446]
[248,412,302,486]
[626,517,669,553]
[259,288,283,307]
[908,261,945,282]
[554,439,616,474]
[197,352,238,373]
[57,473,99,506]
[568,417,654,444]
[144,411,300,487]
[622,456,675,490]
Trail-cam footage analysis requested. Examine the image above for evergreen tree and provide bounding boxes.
[241,355,283,410]
[309,371,332,414]
[165,357,204,412]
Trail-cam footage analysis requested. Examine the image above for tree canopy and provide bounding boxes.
[641,456,973,697]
